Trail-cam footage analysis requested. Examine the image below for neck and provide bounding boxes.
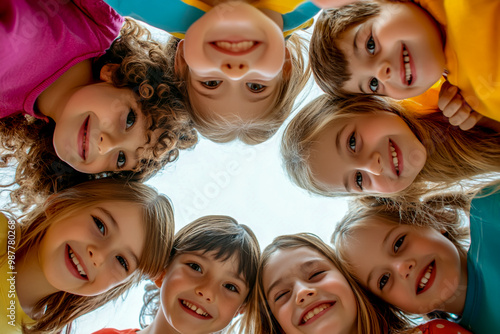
[36,59,95,122]
[138,305,180,334]
[16,245,59,318]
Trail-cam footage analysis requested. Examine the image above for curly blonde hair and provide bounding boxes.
[174,34,310,145]
[281,94,500,199]
[0,18,197,211]
[256,233,402,334]
[332,193,471,331]
[12,179,175,334]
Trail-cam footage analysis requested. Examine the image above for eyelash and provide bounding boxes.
[224,283,240,293]
[201,80,222,89]
[365,34,379,93]
[348,132,363,190]
[188,262,202,272]
[378,273,390,290]
[246,83,266,93]
[93,216,106,235]
[116,256,129,271]
[275,290,289,302]
[394,235,406,253]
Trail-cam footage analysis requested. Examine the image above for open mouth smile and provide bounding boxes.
[180,299,212,319]
[299,302,335,325]
[416,260,435,294]
[210,40,259,56]
[389,140,401,176]
[67,245,88,280]
[78,116,90,161]
[402,44,413,86]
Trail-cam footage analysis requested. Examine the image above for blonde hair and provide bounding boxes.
[309,2,381,98]
[174,35,310,145]
[281,94,500,199]
[14,179,174,334]
[140,215,260,334]
[256,233,398,334]
[332,193,471,331]
[0,18,197,212]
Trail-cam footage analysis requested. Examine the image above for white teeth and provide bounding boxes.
[389,141,399,173]
[403,48,412,84]
[215,41,255,52]
[302,304,330,323]
[68,248,87,277]
[418,264,434,290]
[182,300,209,317]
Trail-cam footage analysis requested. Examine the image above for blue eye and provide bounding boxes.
[366,35,376,54]
[92,216,105,235]
[355,172,363,190]
[369,77,379,93]
[379,273,390,290]
[394,235,406,252]
[246,82,266,93]
[116,151,126,169]
[188,263,202,272]
[348,133,356,152]
[201,80,222,89]
[126,109,136,129]
[116,256,129,271]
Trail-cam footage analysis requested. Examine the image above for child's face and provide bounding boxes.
[308,111,426,194]
[263,247,358,334]
[338,1,445,99]
[38,201,145,296]
[52,82,153,174]
[180,1,286,123]
[159,251,249,334]
[343,218,464,314]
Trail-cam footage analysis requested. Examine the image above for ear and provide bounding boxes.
[153,271,166,288]
[281,47,292,80]
[99,63,120,83]
[234,304,246,318]
[175,40,188,77]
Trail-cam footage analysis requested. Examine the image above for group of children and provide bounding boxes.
[1,0,499,333]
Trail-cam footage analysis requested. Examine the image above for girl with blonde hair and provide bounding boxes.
[0,179,174,334]
[281,94,500,199]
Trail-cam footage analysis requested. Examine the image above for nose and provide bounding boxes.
[221,60,249,79]
[395,259,416,279]
[88,246,105,268]
[295,283,316,305]
[98,132,117,155]
[377,61,391,82]
[195,283,215,303]
[360,152,383,175]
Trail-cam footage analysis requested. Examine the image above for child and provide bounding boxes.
[281,94,500,198]
[1,3,197,210]
[94,215,260,334]
[0,178,175,333]
[105,0,316,144]
[309,0,500,126]
[332,185,500,333]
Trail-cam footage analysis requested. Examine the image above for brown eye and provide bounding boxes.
[246,82,266,93]
[201,80,222,89]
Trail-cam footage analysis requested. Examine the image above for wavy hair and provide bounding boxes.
[139,215,260,334]
[13,179,174,334]
[174,34,310,145]
[0,18,197,211]
[281,94,500,199]
[255,233,402,334]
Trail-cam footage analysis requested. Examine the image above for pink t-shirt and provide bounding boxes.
[0,0,123,119]
[93,328,140,334]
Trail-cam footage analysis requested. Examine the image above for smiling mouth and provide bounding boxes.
[300,302,334,325]
[417,261,435,294]
[181,300,210,318]
[81,116,89,161]
[389,140,400,176]
[210,40,259,55]
[68,246,88,279]
[403,45,413,85]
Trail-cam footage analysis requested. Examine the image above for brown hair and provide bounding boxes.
[309,2,380,98]
[14,179,175,333]
[174,34,310,145]
[256,233,400,334]
[140,215,260,333]
[332,193,471,331]
[281,94,500,199]
[0,18,197,212]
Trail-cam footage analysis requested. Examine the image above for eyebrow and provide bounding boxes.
[334,124,351,192]
[366,226,398,287]
[97,207,140,267]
